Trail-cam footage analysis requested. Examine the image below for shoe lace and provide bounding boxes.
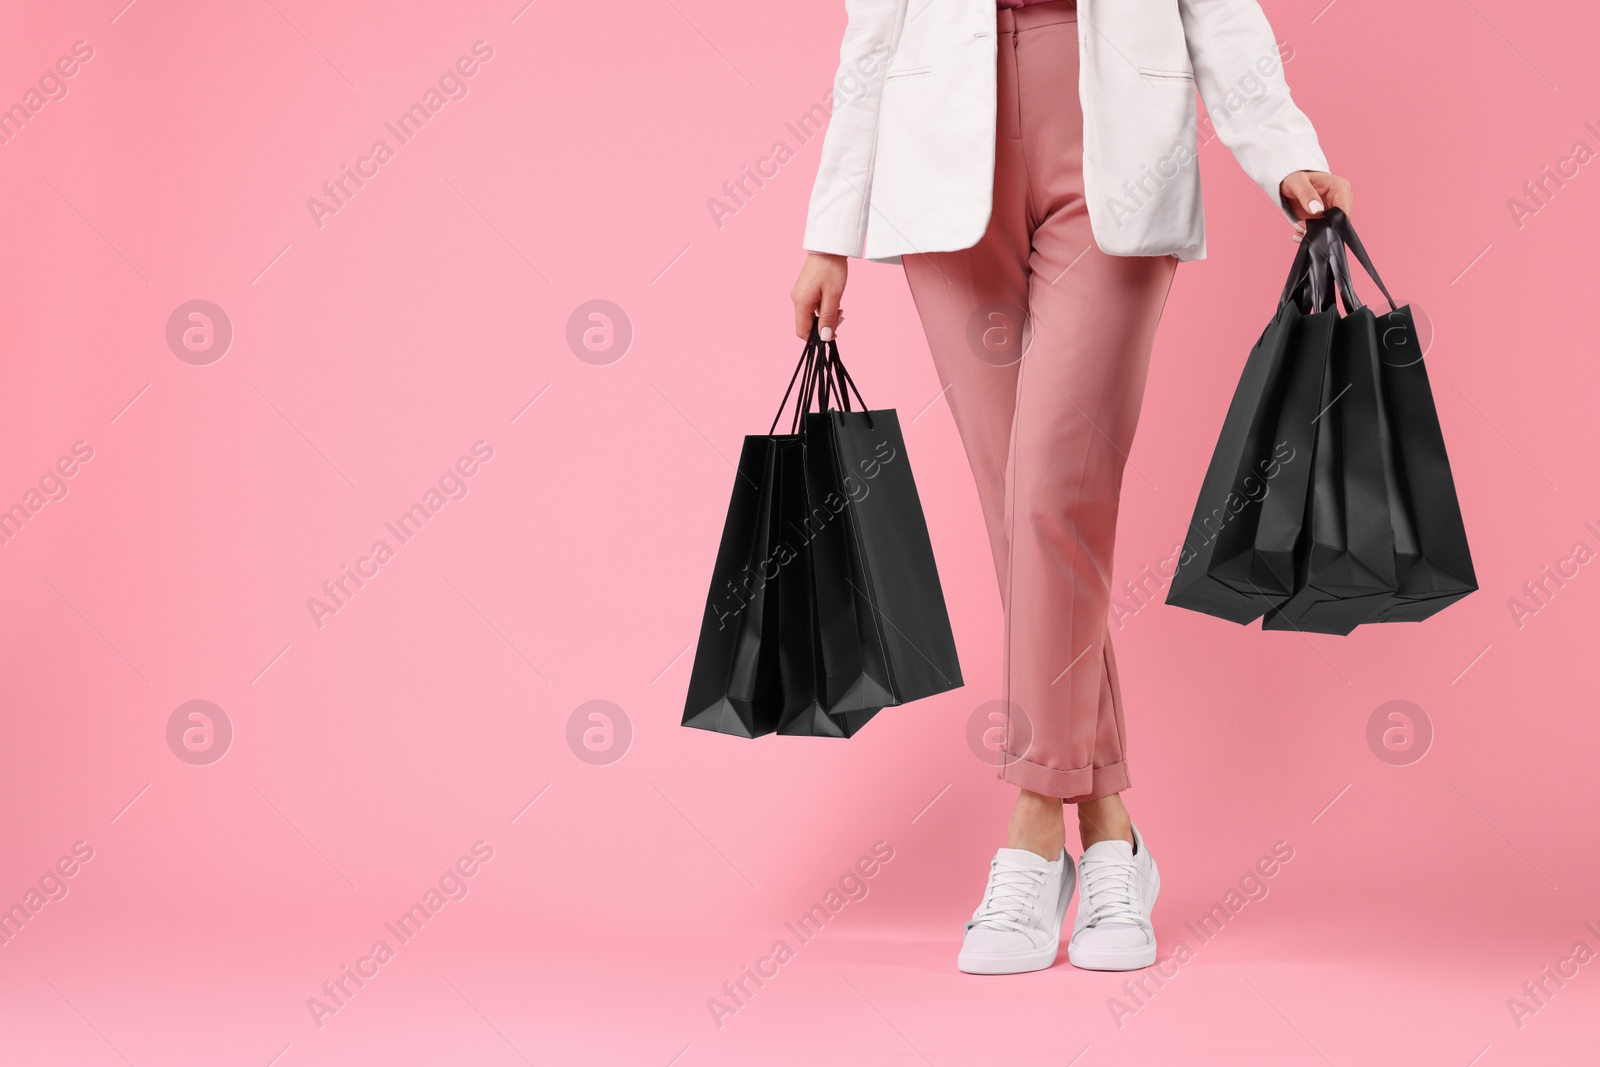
[1079,855,1141,927]
[970,859,1050,933]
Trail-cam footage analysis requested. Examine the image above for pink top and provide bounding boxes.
[996,0,1060,7]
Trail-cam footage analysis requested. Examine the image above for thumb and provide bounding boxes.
[817,295,843,341]
[1281,172,1326,220]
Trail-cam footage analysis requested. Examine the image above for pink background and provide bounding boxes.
[2,0,1598,1064]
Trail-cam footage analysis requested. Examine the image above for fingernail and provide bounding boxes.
[1292,234,1303,243]
[1308,199,1324,214]
[819,327,834,341]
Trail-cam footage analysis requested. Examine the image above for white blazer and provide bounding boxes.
[803,0,1328,263]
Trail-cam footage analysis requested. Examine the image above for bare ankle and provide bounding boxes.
[1076,793,1134,850]
[1006,789,1065,860]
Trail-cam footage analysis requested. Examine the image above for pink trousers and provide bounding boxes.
[903,1,1176,802]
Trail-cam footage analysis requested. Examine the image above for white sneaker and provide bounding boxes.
[1067,824,1160,970]
[957,847,1075,974]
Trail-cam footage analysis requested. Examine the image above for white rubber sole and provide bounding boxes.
[957,855,1076,975]
[1066,853,1161,971]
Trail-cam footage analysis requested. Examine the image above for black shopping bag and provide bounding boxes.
[799,338,964,710]
[1329,213,1477,621]
[1170,209,1476,631]
[685,336,856,737]
[773,344,886,737]
[684,330,890,738]
[685,333,861,736]
[685,327,963,737]
[769,431,882,735]
[1227,299,1332,604]
[1165,232,1336,623]
[1264,232,1400,633]
[681,432,789,737]
[1368,316,1478,619]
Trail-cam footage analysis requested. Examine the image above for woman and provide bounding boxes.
[791,0,1350,975]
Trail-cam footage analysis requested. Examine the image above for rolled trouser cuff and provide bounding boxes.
[999,754,1130,803]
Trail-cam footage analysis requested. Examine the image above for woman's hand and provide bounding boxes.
[1279,170,1353,243]
[791,252,848,340]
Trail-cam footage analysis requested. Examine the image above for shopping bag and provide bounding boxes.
[681,431,790,737]
[1325,212,1477,621]
[1165,230,1337,623]
[800,337,964,709]
[1225,300,1333,603]
[685,326,963,736]
[770,431,875,734]
[1264,232,1400,633]
[1170,208,1477,631]
[773,343,886,737]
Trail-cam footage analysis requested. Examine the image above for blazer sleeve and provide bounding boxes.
[1178,0,1329,223]
[801,0,907,257]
